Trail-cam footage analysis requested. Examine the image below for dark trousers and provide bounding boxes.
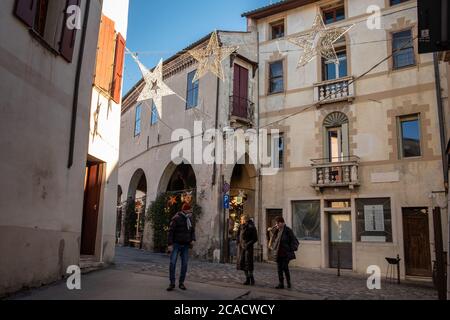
[169,243,189,285]
[277,257,291,284]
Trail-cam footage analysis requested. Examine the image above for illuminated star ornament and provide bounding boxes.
[288,13,354,68]
[188,31,238,82]
[127,48,175,118]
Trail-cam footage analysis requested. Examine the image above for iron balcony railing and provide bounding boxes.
[229,95,254,124]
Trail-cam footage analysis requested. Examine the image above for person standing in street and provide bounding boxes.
[236,215,258,286]
[167,202,196,291]
[268,216,299,289]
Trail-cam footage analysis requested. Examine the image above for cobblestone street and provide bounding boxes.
[114,247,437,300]
[10,246,438,300]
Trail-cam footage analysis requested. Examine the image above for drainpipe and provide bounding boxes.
[434,52,448,188]
[68,0,92,168]
[255,29,263,261]
[433,52,449,300]
[212,72,223,262]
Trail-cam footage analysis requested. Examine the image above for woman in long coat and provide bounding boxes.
[236,215,258,285]
[268,216,299,289]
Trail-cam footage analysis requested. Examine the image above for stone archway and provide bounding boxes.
[158,160,197,195]
[224,155,257,262]
[123,169,147,247]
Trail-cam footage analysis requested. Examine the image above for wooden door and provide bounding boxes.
[329,213,353,269]
[232,64,249,118]
[81,162,104,255]
[403,208,432,277]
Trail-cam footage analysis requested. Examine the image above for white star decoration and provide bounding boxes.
[288,13,354,68]
[188,31,238,83]
[127,48,175,118]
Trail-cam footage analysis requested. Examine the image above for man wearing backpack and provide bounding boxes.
[268,216,299,289]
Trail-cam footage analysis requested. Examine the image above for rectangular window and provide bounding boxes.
[270,20,285,40]
[392,30,415,69]
[323,6,345,24]
[323,49,347,81]
[399,114,421,158]
[150,102,158,125]
[269,61,284,94]
[356,198,393,243]
[292,201,321,241]
[271,133,284,169]
[134,104,142,137]
[186,70,199,109]
[14,0,80,61]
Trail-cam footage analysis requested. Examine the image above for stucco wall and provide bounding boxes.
[0,0,102,296]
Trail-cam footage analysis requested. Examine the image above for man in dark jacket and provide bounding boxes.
[236,215,258,286]
[167,203,196,291]
[268,216,299,289]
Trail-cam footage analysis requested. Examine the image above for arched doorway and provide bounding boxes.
[125,169,147,248]
[226,161,256,262]
[148,162,198,253]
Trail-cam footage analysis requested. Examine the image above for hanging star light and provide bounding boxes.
[127,48,175,118]
[188,31,238,83]
[288,13,354,68]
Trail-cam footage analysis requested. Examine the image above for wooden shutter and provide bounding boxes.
[111,33,126,103]
[14,0,37,27]
[60,0,81,62]
[94,14,116,93]
[239,66,249,117]
[232,64,248,118]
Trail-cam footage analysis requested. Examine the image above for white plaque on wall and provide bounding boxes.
[364,205,385,232]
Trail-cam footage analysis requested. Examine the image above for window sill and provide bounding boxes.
[400,156,423,161]
[29,28,60,57]
[267,90,285,97]
[390,64,417,73]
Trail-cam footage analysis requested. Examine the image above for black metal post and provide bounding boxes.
[337,250,341,277]
[397,255,401,285]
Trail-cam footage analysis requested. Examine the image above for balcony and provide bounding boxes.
[311,156,360,191]
[229,95,254,126]
[313,76,355,105]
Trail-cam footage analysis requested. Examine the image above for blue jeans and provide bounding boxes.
[169,243,189,285]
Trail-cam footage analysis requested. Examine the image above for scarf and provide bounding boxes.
[181,212,192,231]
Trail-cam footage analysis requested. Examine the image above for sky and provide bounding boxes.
[123,0,274,94]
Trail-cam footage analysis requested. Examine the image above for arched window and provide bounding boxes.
[323,112,349,162]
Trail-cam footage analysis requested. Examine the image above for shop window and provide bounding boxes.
[292,201,321,241]
[356,198,393,242]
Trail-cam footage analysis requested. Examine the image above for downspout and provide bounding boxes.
[68,0,91,168]
[256,29,263,262]
[434,52,448,188]
[433,52,449,300]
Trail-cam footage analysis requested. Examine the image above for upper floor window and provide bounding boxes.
[270,20,285,40]
[392,30,415,69]
[323,49,347,81]
[399,114,421,158]
[323,112,349,162]
[268,60,284,94]
[150,102,158,125]
[269,133,285,169]
[322,2,345,24]
[390,0,410,5]
[14,0,79,62]
[134,104,142,137]
[186,70,199,109]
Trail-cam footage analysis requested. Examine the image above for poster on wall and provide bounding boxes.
[364,205,385,232]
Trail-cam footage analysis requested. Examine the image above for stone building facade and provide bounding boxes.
[119,31,259,261]
[244,0,449,279]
